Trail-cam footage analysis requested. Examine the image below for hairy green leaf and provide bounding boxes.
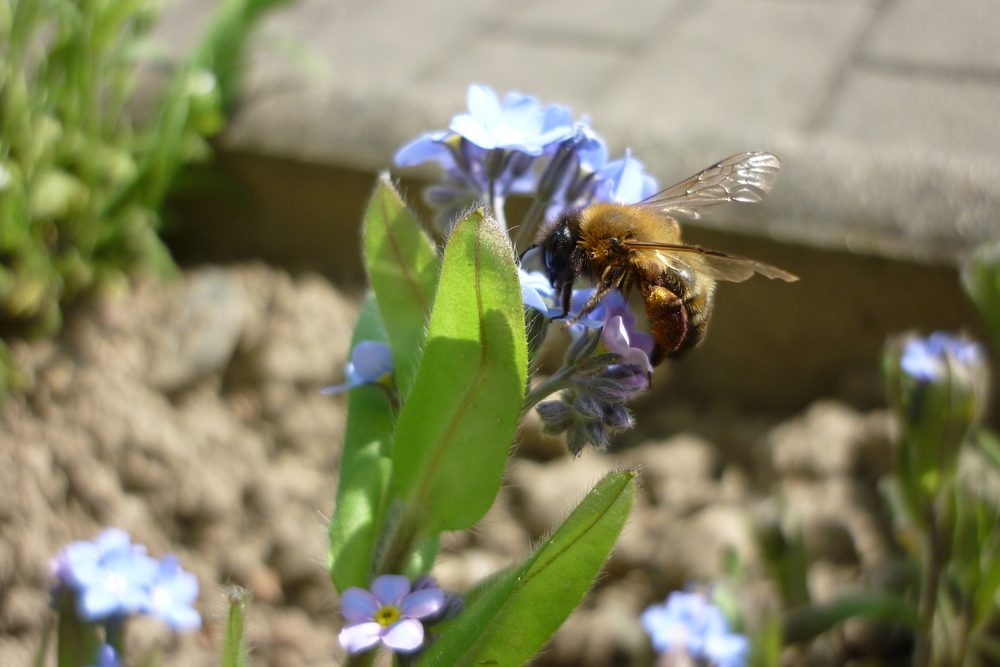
[390,208,527,534]
[328,296,394,592]
[364,174,440,399]
[416,470,637,667]
[220,589,251,667]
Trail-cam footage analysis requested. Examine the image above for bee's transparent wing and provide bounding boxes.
[625,241,799,283]
[639,153,781,220]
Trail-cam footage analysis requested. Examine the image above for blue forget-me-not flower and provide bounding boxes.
[322,341,394,395]
[641,591,750,667]
[339,574,447,654]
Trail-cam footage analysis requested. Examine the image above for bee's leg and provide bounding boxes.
[641,285,687,366]
[564,283,615,325]
[553,281,574,319]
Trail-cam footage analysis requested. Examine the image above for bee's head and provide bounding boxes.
[542,217,577,291]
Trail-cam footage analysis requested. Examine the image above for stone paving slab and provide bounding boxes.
[160,0,1000,265]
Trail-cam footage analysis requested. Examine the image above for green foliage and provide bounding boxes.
[328,180,635,665]
[220,589,252,667]
[414,470,636,667]
[0,0,283,353]
[364,173,441,399]
[328,295,395,593]
[390,206,527,535]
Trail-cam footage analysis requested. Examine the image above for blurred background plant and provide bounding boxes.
[738,241,1000,667]
[0,0,289,398]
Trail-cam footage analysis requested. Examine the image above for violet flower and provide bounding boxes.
[601,302,656,389]
[322,341,394,394]
[339,574,446,654]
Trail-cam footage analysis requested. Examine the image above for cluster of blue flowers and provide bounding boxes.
[51,528,201,630]
[395,83,657,241]
[641,591,749,667]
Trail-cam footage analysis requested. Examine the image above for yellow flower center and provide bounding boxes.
[375,605,401,627]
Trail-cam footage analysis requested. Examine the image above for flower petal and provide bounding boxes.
[381,618,424,653]
[338,622,383,654]
[400,588,446,619]
[340,587,380,623]
[350,341,394,382]
[394,130,452,168]
[466,84,502,128]
[371,575,411,606]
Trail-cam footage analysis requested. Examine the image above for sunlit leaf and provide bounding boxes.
[328,296,394,592]
[391,208,527,533]
[416,470,637,666]
[364,174,440,399]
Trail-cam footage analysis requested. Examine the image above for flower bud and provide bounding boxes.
[883,331,990,502]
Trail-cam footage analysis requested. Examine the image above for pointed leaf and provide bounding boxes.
[329,296,395,592]
[416,470,637,667]
[365,174,440,399]
[391,209,528,533]
[220,589,251,667]
[783,593,918,643]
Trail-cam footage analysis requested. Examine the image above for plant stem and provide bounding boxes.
[345,649,377,667]
[513,197,547,251]
[521,364,576,415]
[915,508,944,667]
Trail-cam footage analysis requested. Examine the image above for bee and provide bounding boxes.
[531,152,798,365]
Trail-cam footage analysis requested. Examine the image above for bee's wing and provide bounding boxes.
[624,240,799,283]
[639,152,780,220]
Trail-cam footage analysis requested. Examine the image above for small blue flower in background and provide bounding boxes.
[87,644,121,667]
[338,574,446,654]
[51,529,202,630]
[449,84,574,156]
[900,331,984,383]
[641,591,749,667]
[56,529,158,621]
[143,554,201,630]
[322,341,394,394]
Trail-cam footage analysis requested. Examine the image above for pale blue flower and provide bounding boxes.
[641,591,749,667]
[87,644,121,667]
[322,341,394,394]
[517,269,629,336]
[900,331,984,382]
[339,575,446,654]
[449,84,574,155]
[62,537,158,622]
[594,149,659,204]
[143,555,201,630]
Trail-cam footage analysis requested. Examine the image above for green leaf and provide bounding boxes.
[328,296,395,593]
[220,589,251,667]
[390,208,527,535]
[416,470,637,667]
[364,174,441,399]
[783,593,918,643]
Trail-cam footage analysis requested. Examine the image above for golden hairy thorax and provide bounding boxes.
[574,202,682,280]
